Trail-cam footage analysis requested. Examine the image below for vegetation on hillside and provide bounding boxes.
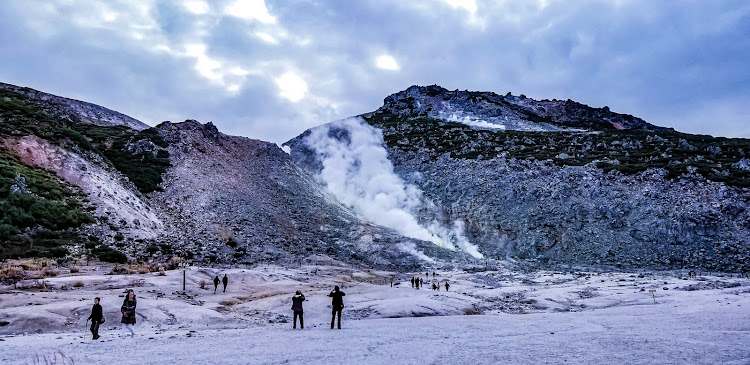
[366,113,750,188]
[0,87,170,260]
[0,151,93,259]
[1,87,170,194]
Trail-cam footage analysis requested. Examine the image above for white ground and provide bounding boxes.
[1,263,749,364]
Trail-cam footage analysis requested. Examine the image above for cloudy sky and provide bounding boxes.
[1,0,748,144]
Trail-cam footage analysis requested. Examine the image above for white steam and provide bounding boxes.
[303,117,483,259]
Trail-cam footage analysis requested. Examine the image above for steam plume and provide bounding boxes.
[303,117,483,259]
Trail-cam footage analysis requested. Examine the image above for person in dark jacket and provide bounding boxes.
[213,275,220,294]
[222,274,228,293]
[120,289,137,337]
[291,290,305,329]
[87,297,103,340]
[328,286,346,329]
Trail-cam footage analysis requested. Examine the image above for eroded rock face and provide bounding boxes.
[388,150,750,271]
[2,135,163,239]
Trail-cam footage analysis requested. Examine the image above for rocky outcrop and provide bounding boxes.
[369,85,670,133]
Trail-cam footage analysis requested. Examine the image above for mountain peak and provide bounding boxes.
[373,84,669,133]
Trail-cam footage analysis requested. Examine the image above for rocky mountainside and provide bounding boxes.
[1,82,148,130]
[286,85,750,272]
[0,82,450,269]
[1,82,747,272]
[145,120,453,267]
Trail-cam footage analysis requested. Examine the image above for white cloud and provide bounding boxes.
[255,31,279,44]
[442,0,477,14]
[183,43,251,93]
[184,0,210,15]
[375,55,400,71]
[225,0,276,24]
[275,71,308,102]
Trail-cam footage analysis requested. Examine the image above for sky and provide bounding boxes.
[0,0,748,144]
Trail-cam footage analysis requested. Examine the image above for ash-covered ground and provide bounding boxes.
[1,261,748,364]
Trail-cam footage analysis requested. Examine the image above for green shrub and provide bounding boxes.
[29,246,70,258]
[92,245,127,263]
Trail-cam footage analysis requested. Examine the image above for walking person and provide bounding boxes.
[444,281,450,292]
[213,275,220,294]
[120,289,137,338]
[87,297,104,340]
[222,274,228,293]
[291,290,305,329]
[410,277,415,289]
[328,286,346,329]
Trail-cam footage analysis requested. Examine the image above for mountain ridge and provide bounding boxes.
[0,81,748,273]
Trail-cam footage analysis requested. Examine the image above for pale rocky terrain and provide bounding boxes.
[0,264,748,364]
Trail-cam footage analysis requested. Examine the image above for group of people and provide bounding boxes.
[86,272,456,339]
[410,273,450,292]
[290,285,346,330]
[86,289,137,340]
[213,274,229,293]
[85,284,348,340]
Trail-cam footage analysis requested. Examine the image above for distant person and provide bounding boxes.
[390,277,394,287]
[426,272,429,278]
[222,274,228,293]
[411,277,415,289]
[328,286,346,329]
[432,271,436,278]
[444,282,450,292]
[419,278,424,286]
[291,290,305,329]
[87,297,104,340]
[213,275,220,294]
[121,290,137,338]
[432,283,437,291]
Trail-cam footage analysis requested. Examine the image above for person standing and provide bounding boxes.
[222,274,228,293]
[410,277,415,289]
[121,289,137,338]
[213,275,220,294]
[291,290,305,329]
[328,286,346,329]
[87,297,104,340]
[444,281,450,292]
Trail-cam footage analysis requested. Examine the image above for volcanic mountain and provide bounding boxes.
[1,82,748,272]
